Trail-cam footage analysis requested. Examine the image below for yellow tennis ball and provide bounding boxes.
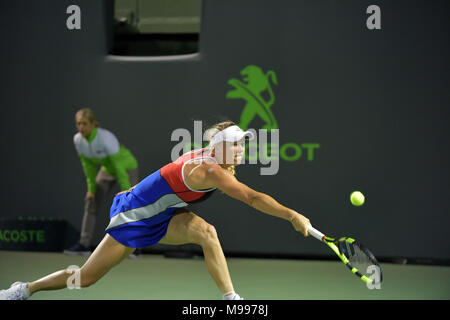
[350,191,365,206]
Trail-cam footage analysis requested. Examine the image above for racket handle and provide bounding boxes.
[308,226,325,242]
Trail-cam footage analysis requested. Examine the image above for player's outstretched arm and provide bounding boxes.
[204,164,311,236]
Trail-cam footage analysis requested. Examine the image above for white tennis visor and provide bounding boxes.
[209,125,254,147]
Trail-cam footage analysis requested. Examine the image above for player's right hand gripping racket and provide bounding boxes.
[307,226,383,286]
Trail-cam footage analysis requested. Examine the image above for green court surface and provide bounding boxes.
[1,250,449,300]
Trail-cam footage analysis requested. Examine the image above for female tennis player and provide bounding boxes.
[0,121,312,300]
[65,108,139,256]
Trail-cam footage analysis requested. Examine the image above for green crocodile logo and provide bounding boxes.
[226,65,278,130]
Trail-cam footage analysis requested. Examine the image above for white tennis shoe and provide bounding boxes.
[222,291,244,300]
[0,282,31,300]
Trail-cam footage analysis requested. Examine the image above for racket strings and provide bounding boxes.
[340,241,380,277]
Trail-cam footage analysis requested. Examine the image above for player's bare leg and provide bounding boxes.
[28,234,134,294]
[159,209,241,299]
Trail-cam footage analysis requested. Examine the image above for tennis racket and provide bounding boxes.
[307,226,382,287]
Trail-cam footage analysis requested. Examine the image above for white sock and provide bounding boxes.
[14,282,30,299]
[222,291,243,300]
[22,283,31,298]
